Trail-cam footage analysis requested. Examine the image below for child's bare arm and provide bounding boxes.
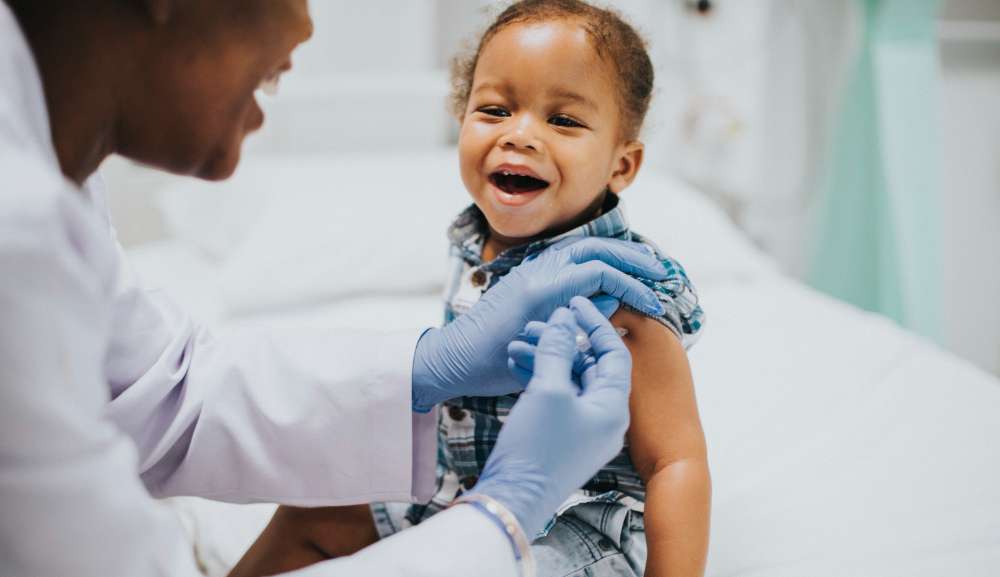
[228,504,378,577]
[611,309,711,577]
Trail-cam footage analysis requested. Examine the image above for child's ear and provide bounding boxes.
[607,141,644,194]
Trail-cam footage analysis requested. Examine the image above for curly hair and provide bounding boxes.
[451,0,654,141]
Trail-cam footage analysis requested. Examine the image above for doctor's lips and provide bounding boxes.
[489,165,550,194]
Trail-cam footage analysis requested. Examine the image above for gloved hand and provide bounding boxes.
[506,294,621,387]
[411,237,663,412]
[466,297,633,537]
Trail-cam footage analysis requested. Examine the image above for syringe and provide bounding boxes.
[573,326,629,374]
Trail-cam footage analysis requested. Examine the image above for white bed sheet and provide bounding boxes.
[692,277,1000,576]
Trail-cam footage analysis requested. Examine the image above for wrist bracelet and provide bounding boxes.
[452,493,536,577]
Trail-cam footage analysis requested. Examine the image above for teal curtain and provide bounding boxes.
[809,0,942,340]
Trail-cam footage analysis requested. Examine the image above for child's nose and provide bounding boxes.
[500,116,542,152]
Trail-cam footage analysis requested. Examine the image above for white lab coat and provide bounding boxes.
[0,3,519,576]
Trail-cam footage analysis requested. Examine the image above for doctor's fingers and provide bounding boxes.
[558,260,664,318]
[527,308,582,395]
[508,321,543,386]
[591,294,622,319]
[570,296,629,356]
[515,295,618,344]
[509,339,596,380]
[546,236,668,281]
[569,297,632,401]
[508,340,537,372]
[515,321,547,345]
[507,357,534,387]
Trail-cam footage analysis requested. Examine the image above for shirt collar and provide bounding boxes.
[447,193,632,275]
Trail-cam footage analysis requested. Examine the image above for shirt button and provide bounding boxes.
[461,475,479,489]
[448,406,467,421]
[470,268,487,287]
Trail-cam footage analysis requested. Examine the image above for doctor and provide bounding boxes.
[0,1,673,576]
[0,0,664,577]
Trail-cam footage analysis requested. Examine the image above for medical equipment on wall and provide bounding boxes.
[659,0,809,230]
[683,0,714,16]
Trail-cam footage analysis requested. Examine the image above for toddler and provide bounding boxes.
[231,2,709,576]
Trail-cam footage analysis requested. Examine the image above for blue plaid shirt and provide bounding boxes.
[405,194,704,527]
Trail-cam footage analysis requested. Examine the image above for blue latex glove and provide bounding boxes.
[411,237,664,412]
[466,296,633,537]
[507,294,620,387]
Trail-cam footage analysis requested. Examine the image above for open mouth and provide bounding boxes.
[489,170,550,194]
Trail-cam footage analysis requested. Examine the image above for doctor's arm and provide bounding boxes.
[100,235,441,504]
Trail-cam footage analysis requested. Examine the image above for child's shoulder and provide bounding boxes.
[625,230,693,289]
[622,229,705,348]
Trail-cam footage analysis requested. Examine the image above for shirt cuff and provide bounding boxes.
[411,405,438,502]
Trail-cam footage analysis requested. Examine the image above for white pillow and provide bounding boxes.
[157,147,766,314]
[216,150,468,314]
[157,159,275,262]
[622,169,772,286]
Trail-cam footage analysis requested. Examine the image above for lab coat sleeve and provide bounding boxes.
[101,250,440,504]
[70,164,434,504]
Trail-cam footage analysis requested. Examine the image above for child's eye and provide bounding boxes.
[549,114,585,128]
[478,106,511,118]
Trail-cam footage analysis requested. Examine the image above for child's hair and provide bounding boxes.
[451,0,654,141]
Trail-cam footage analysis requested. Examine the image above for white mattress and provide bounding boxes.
[692,276,1000,576]
[122,150,1000,575]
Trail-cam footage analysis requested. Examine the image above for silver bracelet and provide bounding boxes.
[452,493,536,577]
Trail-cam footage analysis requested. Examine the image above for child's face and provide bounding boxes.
[458,20,643,245]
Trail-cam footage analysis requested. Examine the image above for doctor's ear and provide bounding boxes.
[607,141,644,194]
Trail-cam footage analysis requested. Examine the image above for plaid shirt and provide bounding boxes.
[404,194,704,529]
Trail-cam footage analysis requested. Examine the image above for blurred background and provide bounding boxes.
[101,0,1000,377]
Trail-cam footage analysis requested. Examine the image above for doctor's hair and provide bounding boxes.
[450,0,654,141]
